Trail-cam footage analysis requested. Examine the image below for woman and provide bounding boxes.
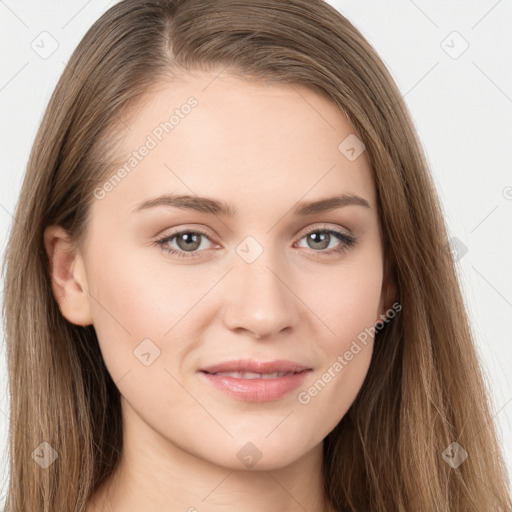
[2,0,511,510]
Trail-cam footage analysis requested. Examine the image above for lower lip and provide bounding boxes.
[199,370,311,402]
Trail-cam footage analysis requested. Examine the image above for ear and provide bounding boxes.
[43,225,93,326]
[376,258,398,324]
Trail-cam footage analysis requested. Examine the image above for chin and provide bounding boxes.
[196,430,319,472]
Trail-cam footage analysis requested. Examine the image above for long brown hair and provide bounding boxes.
[3,1,511,510]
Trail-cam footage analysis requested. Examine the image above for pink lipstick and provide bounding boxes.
[199,359,312,402]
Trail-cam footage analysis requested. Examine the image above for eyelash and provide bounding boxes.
[154,225,356,260]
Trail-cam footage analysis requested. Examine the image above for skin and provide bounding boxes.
[44,70,394,512]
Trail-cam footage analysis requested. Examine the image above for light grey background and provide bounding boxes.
[0,0,511,502]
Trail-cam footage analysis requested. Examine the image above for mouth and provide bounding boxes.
[198,359,312,402]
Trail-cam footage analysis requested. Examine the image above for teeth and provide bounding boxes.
[212,371,292,379]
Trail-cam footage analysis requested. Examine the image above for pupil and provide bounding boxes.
[309,232,329,250]
[179,233,200,251]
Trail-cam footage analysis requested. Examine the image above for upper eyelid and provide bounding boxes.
[159,224,351,241]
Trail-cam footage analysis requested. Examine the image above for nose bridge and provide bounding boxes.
[222,238,299,337]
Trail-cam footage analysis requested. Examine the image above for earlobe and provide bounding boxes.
[43,225,93,327]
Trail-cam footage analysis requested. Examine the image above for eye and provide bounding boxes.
[294,225,356,256]
[154,224,357,260]
[154,228,215,259]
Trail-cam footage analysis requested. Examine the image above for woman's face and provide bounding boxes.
[68,71,387,470]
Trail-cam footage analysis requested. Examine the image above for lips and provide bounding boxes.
[199,359,312,402]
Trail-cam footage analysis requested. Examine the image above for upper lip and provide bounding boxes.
[200,359,311,374]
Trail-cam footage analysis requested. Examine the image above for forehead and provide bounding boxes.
[93,71,376,220]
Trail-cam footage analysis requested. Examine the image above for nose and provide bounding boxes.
[221,255,300,340]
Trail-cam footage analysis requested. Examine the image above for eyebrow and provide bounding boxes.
[131,192,371,217]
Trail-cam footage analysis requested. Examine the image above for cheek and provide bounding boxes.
[302,249,383,351]
[84,244,182,376]
[87,240,203,334]
[329,269,382,346]
[294,252,382,423]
